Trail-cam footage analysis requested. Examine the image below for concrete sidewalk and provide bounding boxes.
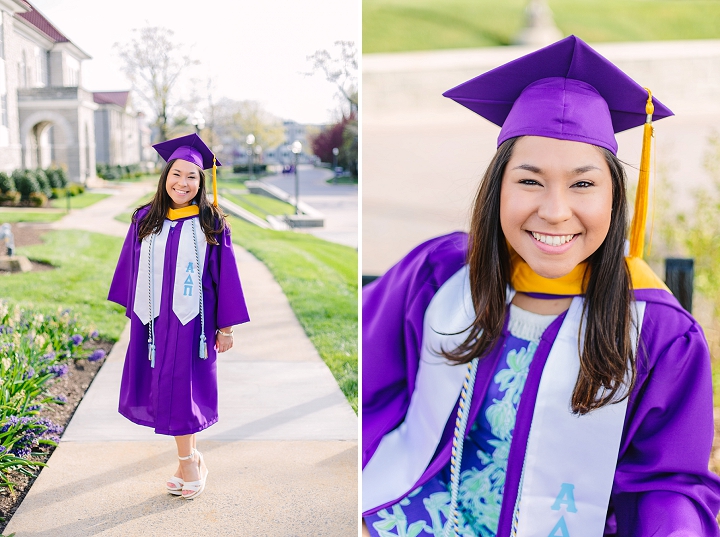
[6,183,358,536]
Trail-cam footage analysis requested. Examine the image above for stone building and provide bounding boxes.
[93,91,141,167]
[0,0,95,182]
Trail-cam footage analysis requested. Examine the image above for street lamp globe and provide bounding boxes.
[191,111,205,134]
[291,140,302,154]
[246,134,255,146]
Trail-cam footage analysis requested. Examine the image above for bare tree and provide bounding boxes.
[307,41,358,119]
[115,27,197,142]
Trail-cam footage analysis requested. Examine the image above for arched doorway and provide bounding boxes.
[19,111,74,176]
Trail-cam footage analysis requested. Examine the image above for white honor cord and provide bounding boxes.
[445,358,480,537]
[147,233,156,368]
[191,218,207,359]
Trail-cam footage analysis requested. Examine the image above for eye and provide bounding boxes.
[572,180,594,188]
[518,179,541,186]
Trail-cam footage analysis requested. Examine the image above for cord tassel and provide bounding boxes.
[629,88,654,258]
[199,334,207,359]
[149,342,156,368]
[212,156,218,208]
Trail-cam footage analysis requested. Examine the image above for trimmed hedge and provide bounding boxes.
[0,167,81,206]
[96,163,143,181]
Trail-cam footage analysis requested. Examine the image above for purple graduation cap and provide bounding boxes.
[443,35,673,155]
[152,133,222,170]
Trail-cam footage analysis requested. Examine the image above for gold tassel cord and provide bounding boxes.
[212,156,218,208]
[628,88,654,259]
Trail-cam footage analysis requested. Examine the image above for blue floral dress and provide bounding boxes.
[365,305,557,537]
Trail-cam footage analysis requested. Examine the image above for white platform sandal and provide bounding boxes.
[167,448,195,495]
[181,449,208,500]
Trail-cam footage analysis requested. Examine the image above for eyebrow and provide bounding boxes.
[511,164,602,174]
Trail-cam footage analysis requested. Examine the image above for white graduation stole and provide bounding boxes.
[172,218,207,325]
[363,266,474,512]
[133,218,207,326]
[133,220,171,324]
[514,297,644,537]
[362,266,644,534]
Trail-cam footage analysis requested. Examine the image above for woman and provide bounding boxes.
[109,133,249,499]
[362,36,720,536]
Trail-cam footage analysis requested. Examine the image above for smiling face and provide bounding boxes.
[165,159,201,209]
[499,136,613,279]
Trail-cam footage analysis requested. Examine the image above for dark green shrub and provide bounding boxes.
[33,169,52,198]
[45,167,68,189]
[232,164,267,174]
[13,170,41,201]
[0,172,16,194]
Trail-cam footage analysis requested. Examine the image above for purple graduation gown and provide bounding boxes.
[108,207,250,435]
[362,232,720,536]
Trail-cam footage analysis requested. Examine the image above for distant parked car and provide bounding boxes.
[282,164,295,174]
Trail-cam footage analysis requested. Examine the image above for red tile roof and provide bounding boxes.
[16,1,70,43]
[93,91,130,108]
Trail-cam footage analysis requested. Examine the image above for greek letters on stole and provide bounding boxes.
[133,218,207,326]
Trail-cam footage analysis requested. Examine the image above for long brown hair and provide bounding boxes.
[133,159,226,245]
[442,137,634,415]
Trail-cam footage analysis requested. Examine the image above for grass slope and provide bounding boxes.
[0,230,127,341]
[49,192,111,209]
[228,217,358,412]
[222,191,296,219]
[363,0,720,53]
[0,211,64,223]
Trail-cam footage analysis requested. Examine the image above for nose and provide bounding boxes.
[536,186,573,224]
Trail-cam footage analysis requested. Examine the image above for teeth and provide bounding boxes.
[531,232,575,246]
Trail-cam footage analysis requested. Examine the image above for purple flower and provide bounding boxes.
[23,366,35,379]
[70,334,83,346]
[90,330,98,339]
[41,351,56,361]
[0,446,6,455]
[0,325,12,335]
[53,394,68,403]
[27,405,41,411]
[88,349,106,362]
[47,364,69,378]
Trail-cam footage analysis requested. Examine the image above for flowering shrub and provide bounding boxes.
[0,302,101,492]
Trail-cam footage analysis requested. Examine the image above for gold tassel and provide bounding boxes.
[212,155,218,207]
[628,88,654,258]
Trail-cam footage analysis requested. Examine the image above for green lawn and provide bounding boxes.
[115,193,155,224]
[228,217,358,412]
[49,192,110,209]
[0,230,127,341]
[0,211,64,223]
[363,0,720,53]
[222,191,296,219]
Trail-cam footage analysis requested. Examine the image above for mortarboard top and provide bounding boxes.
[152,133,222,170]
[442,35,673,155]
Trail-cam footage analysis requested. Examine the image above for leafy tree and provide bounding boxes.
[212,98,285,160]
[114,27,197,142]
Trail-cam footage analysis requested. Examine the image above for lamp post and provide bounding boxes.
[332,147,339,184]
[191,111,205,135]
[291,140,302,215]
[246,133,255,180]
[254,145,262,177]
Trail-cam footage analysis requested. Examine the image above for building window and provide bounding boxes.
[0,94,6,128]
[19,51,27,88]
[66,56,79,87]
[34,47,47,87]
[0,14,5,60]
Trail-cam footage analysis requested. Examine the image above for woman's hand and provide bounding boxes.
[215,326,234,353]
